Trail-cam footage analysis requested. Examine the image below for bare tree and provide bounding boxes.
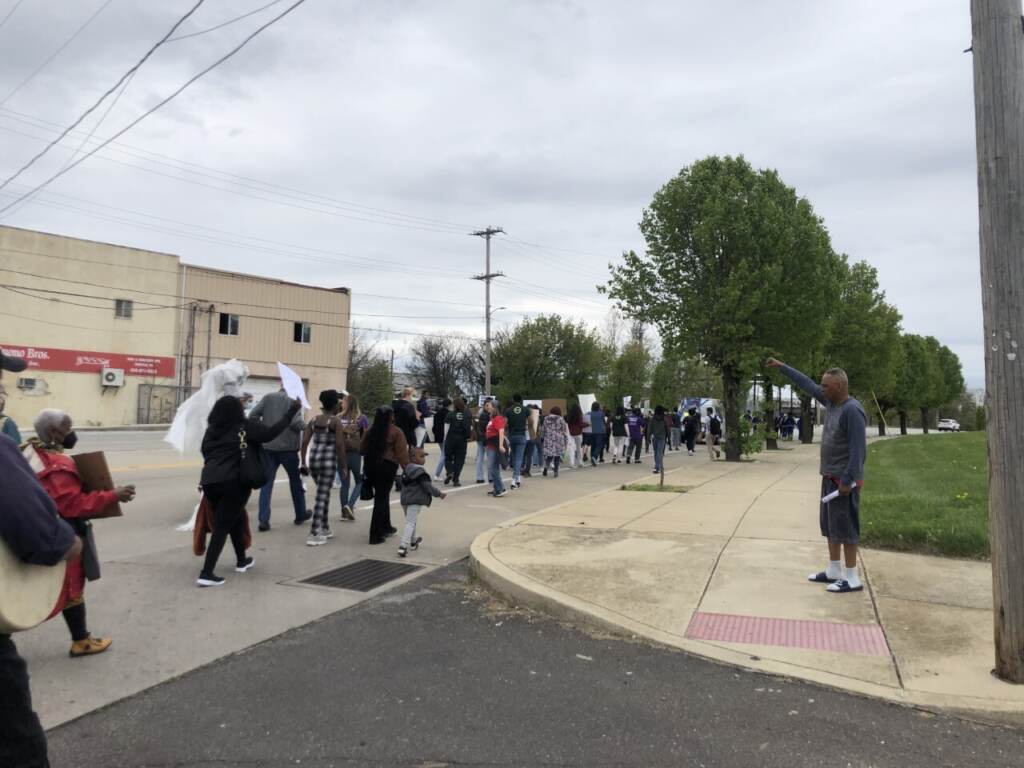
[407,337,468,399]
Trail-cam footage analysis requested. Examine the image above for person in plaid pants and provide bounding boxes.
[301,390,347,546]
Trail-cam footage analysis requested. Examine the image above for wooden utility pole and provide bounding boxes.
[471,226,504,397]
[971,0,1024,683]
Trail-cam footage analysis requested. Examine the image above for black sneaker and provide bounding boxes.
[453,481,462,487]
[397,545,408,558]
[294,511,312,525]
[444,475,452,486]
[626,458,631,464]
[197,573,225,587]
[387,526,398,535]
[542,467,548,477]
[410,536,423,550]
[258,522,270,532]
[235,557,255,573]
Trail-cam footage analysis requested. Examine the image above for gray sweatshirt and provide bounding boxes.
[399,463,444,508]
[251,390,305,452]
[780,365,867,486]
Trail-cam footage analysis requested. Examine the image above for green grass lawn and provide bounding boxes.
[861,432,988,559]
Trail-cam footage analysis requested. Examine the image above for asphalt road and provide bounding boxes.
[46,562,1024,768]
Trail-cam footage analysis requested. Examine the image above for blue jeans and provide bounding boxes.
[338,450,362,510]
[509,433,527,483]
[434,446,447,478]
[258,449,306,525]
[523,439,541,473]
[590,433,605,463]
[653,436,666,472]
[487,447,505,493]
[475,440,487,482]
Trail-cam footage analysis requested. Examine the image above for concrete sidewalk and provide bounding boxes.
[470,442,1024,724]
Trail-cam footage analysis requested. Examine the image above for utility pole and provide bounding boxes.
[205,304,215,375]
[471,226,504,396]
[181,302,198,396]
[971,0,1024,683]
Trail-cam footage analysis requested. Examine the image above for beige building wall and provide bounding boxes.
[0,226,181,428]
[181,266,349,406]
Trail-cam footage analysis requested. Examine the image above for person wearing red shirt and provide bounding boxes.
[26,409,135,657]
[483,400,507,498]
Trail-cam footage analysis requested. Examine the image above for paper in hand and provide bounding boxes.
[277,361,311,410]
[821,488,842,503]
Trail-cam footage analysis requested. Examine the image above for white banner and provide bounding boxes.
[579,393,596,413]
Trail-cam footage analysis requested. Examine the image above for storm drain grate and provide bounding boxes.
[299,558,423,592]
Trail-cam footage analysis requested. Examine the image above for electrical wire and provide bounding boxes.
[169,0,285,42]
[0,0,26,33]
[0,0,204,189]
[0,106,473,232]
[0,244,485,311]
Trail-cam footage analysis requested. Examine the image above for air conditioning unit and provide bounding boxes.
[101,368,125,387]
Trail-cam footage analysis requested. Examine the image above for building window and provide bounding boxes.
[114,299,133,319]
[293,322,312,344]
[219,313,239,336]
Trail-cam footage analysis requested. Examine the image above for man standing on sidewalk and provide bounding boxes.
[767,358,867,594]
[252,389,308,531]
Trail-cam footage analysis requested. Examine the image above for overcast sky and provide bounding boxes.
[0,0,985,387]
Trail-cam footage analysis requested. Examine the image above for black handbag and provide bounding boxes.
[359,473,374,500]
[238,428,268,490]
[77,520,101,581]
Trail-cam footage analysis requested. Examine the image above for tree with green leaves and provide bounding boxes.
[605,155,836,460]
[602,341,652,411]
[491,315,608,404]
[893,334,938,434]
[649,355,721,410]
[918,337,964,432]
[346,331,395,414]
[824,259,903,435]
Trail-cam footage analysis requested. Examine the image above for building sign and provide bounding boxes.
[0,345,176,378]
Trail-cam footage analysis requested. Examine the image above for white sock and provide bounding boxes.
[845,565,861,587]
[826,560,842,579]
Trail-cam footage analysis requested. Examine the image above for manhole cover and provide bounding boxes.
[299,558,422,592]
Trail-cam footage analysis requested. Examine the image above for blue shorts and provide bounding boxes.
[820,476,860,545]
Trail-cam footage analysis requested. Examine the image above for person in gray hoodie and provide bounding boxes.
[397,446,446,557]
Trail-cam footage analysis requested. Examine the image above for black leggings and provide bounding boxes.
[685,433,696,452]
[629,438,643,461]
[0,635,49,768]
[445,442,467,483]
[201,480,251,576]
[368,461,398,540]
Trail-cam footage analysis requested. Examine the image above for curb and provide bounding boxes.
[469,525,1024,727]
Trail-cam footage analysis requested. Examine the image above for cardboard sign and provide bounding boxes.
[73,452,122,519]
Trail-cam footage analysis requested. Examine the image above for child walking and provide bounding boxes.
[398,446,446,558]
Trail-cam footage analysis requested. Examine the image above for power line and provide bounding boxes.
[0,243,485,310]
[0,105,474,232]
[0,0,27,34]
[0,0,204,189]
[169,0,285,42]
[0,0,317,216]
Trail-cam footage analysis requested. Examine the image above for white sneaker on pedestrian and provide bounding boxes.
[306,534,328,546]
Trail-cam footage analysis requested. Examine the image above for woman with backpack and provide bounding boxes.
[361,406,410,545]
[337,393,368,522]
[682,407,699,455]
[300,390,348,547]
[706,406,722,460]
[197,393,301,587]
[444,396,472,486]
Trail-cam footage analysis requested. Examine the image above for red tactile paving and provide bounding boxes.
[684,612,890,657]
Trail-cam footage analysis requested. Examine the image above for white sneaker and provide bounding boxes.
[306,534,328,547]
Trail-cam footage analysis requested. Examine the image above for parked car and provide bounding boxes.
[937,418,960,432]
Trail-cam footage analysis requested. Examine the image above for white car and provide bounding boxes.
[937,418,960,432]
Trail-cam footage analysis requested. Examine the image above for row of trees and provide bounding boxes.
[604,154,967,459]
[346,156,967,456]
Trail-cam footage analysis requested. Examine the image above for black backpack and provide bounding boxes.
[709,415,722,436]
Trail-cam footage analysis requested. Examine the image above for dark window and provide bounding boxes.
[293,322,311,344]
[114,299,133,319]
[219,313,239,336]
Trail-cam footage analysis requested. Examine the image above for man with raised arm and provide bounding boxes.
[766,358,867,594]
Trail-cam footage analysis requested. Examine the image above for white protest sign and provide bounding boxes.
[523,399,543,409]
[579,393,596,413]
[277,361,311,410]
[623,395,632,408]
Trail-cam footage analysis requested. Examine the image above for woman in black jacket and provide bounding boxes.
[198,394,301,587]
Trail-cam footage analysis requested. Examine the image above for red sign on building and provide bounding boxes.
[0,345,176,378]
